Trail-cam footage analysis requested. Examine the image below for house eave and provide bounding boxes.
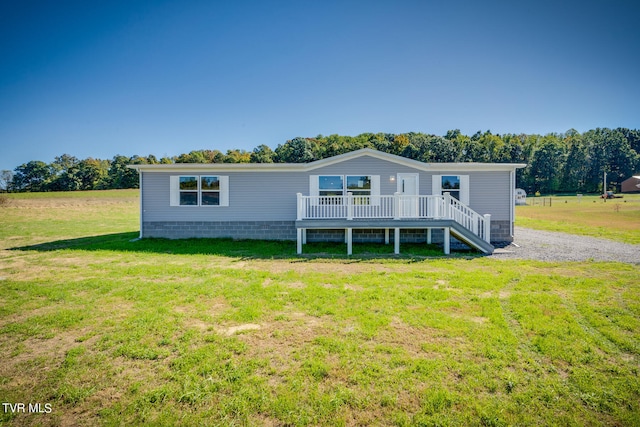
[128,148,527,173]
[127,163,305,173]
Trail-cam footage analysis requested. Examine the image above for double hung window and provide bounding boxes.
[432,174,469,205]
[179,176,199,205]
[200,176,220,205]
[319,176,344,197]
[171,175,228,207]
[346,176,371,204]
[314,175,377,205]
[441,176,461,201]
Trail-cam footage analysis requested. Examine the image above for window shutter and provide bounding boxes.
[170,176,180,206]
[460,175,470,205]
[309,175,319,196]
[431,175,441,196]
[371,175,380,206]
[219,176,229,207]
[309,175,319,206]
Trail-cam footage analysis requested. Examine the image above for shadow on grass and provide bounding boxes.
[9,232,484,261]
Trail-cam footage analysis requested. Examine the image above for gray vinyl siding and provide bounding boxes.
[429,170,511,221]
[142,171,308,222]
[310,157,511,219]
[466,171,511,221]
[141,155,512,223]
[310,156,425,196]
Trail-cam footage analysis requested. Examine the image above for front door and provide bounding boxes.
[397,173,419,217]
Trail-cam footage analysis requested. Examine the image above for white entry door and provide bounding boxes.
[397,173,419,217]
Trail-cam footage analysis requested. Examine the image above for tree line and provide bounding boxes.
[3,127,639,194]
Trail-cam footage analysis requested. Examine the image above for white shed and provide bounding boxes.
[515,188,527,205]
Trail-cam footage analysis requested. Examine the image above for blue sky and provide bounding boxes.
[1,0,639,171]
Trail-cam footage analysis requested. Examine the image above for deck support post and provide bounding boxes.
[297,228,303,254]
[384,228,389,244]
[426,228,432,244]
[443,227,450,255]
[394,228,400,254]
[483,214,491,243]
[302,229,307,244]
[346,228,353,255]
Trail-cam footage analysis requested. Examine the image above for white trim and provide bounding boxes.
[431,175,441,196]
[219,176,229,207]
[313,174,379,205]
[444,227,450,255]
[170,175,228,207]
[139,171,143,238]
[346,175,373,203]
[309,175,319,197]
[394,228,400,254]
[371,175,380,206]
[510,170,515,238]
[169,176,180,206]
[460,175,470,206]
[309,175,319,206]
[433,174,469,205]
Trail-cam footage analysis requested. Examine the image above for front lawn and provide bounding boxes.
[0,190,638,426]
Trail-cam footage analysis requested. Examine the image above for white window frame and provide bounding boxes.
[178,176,199,206]
[346,175,372,205]
[318,175,344,197]
[310,175,380,206]
[170,175,229,207]
[200,176,221,206]
[432,174,469,205]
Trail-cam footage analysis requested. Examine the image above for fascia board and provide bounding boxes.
[424,163,528,172]
[128,148,527,172]
[303,148,430,171]
[127,164,306,173]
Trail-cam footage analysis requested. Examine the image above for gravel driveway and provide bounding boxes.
[490,226,639,264]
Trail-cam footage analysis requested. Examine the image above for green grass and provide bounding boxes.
[1,190,639,426]
[517,194,640,244]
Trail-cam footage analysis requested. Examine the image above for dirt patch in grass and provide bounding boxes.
[236,312,328,364]
[0,327,98,387]
[499,290,511,299]
[220,323,262,335]
[381,317,439,357]
[250,259,400,275]
[176,297,230,331]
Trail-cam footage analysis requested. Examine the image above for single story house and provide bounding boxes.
[128,148,526,255]
[621,175,640,193]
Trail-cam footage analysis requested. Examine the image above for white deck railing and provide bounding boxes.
[297,192,491,242]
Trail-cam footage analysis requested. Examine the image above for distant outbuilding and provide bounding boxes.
[515,188,527,205]
[621,175,640,193]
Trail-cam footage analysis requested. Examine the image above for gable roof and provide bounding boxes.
[304,148,430,170]
[128,148,526,173]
